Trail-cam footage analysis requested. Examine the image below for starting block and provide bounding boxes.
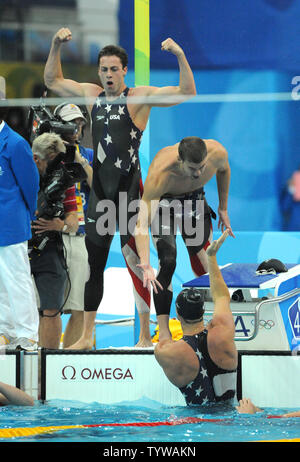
[183,263,300,352]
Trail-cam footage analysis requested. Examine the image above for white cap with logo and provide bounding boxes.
[55,103,87,123]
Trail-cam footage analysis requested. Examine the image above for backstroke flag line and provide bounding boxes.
[134,0,151,343]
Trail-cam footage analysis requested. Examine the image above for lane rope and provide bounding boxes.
[1,414,298,441]
[0,416,224,439]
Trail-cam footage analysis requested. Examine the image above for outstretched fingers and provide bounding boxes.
[206,229,229,256]
[137,264,163,294]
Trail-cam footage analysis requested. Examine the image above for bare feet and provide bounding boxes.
[236,398,262,414]
[134,338,154,348]
[66,336,94,350]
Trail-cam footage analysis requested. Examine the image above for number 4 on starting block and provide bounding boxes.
[288,297,300,340]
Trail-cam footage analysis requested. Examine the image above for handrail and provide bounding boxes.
[204,288,300,342]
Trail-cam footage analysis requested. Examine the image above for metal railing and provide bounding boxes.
[204,288,300,342]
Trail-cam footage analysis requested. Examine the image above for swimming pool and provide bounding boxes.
[1,398,299,443]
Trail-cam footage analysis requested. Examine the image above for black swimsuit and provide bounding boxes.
[151,189,216,316]
[179,330,237,406]
[83,88,150,314]
[91,87,143,201]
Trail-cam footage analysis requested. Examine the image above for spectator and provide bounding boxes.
[0,104,40,351]
[30,132,78,349]
[54,103,93,347]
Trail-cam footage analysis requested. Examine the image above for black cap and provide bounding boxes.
[176,288,205,323]
[256,258,288,275]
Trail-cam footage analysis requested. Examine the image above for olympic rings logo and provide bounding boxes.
[251,319,275,329]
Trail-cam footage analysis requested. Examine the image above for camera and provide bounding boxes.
[27,103,77,146]
[29,153,87,252]
[27,105,87,252]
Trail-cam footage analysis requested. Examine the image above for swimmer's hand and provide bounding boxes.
[206,230,229,257]
[161,38,184,57]
[53,28,72,45]
[235,398,262,415]
[137,263,163,294]
[217,208,235,237]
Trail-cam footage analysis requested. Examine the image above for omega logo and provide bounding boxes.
[61,365,134,381]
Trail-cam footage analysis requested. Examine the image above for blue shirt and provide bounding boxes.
[0,122,39,246]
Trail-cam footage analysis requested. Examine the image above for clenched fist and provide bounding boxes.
[53,28,72,45]
[161,38,184,57]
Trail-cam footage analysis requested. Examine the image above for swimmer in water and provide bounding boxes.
[236,398,300,417]
[0,381,34,406]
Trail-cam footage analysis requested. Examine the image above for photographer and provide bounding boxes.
[30,132,78,349]
[53,103,93,348]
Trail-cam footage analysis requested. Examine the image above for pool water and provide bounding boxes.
[0,398,299,443]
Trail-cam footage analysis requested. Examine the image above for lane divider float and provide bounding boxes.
[0,416,225,438]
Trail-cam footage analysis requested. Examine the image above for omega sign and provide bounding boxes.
[61,365,134,381]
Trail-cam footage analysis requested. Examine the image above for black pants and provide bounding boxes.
[83,176,150,314]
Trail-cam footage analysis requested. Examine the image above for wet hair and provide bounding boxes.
[178,137,207,163]
[175,288,205,323]
[97,45,128,69]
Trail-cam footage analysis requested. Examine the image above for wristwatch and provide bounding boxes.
[62,224,68,233]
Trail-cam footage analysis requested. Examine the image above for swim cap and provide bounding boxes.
[175,288,205,323]
[256,258,288,275]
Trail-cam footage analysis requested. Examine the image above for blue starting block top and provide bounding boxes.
[183,263,297,289]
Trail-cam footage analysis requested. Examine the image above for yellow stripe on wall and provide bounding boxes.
[134,0,150,87]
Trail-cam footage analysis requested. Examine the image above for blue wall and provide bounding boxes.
[119,0,300,72]
[119,0,300,232]
[93,1,300,325]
